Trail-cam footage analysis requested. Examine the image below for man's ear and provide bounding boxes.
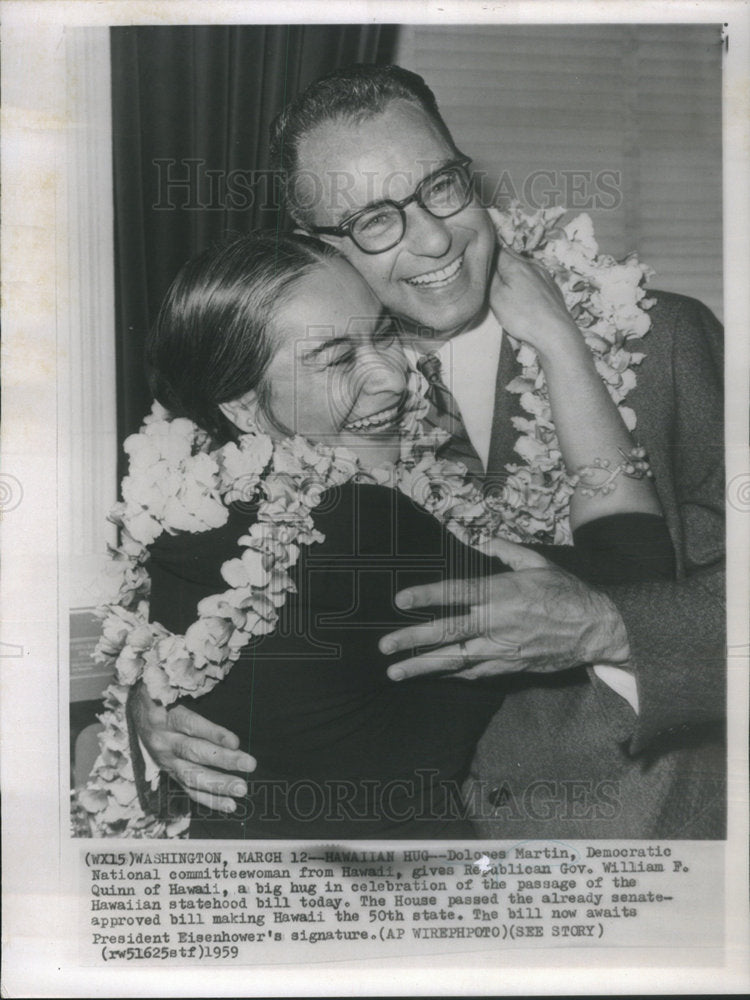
[219,391,260,433]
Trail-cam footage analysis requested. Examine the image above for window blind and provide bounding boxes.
[395,24,723,319]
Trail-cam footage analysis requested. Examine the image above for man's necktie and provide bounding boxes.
[416,353,485,477]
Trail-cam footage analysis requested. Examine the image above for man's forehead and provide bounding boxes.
[296,101,456,224]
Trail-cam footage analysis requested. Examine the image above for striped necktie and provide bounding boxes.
[417,353,485,477]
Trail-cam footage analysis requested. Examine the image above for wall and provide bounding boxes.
[395,23,723,319]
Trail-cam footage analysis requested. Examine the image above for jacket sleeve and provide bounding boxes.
[600,293,726,751]
[603,564,725,751]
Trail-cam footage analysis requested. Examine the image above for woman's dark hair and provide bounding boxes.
[270,63,459,225]
[146,231,336,443]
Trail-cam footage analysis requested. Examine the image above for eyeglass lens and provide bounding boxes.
[351,165,471,251]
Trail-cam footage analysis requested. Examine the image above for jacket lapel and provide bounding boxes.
[486,334,525,476]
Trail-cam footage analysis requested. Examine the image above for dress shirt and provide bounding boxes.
[435,312,504,470]
[405,311,639,714]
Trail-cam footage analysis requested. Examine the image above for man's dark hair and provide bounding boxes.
[269,63,458,225]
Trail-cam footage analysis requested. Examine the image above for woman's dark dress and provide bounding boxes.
[146,482,674,839]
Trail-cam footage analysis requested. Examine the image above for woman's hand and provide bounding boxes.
[489,233,661,526]
[489,241,581,363]
[130,683,256,813]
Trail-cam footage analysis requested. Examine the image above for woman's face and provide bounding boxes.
[261,257,410,466]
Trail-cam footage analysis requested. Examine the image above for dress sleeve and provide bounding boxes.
[146,506,257,634]
[530,512,675,586]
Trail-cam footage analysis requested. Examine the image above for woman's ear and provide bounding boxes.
[219,391,260,433]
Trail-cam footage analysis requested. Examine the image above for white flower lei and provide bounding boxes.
[72,205,654,838]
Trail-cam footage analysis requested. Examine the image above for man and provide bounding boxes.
[132,64,725,836]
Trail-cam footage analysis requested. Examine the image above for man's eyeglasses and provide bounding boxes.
[307,156,474,255]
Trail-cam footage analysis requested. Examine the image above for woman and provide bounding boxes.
[136,230,672,839]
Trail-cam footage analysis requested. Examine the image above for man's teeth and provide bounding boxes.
[406,254,463,287]
[344,402,402,432]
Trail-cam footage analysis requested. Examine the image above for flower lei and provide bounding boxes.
[72,204,654,838]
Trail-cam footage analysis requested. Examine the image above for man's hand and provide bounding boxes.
[379,539,630,681]
[130,684,255,813]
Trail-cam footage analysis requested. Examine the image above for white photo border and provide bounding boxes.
[2,1,748,995]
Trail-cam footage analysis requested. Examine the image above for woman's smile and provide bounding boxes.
[343,392,410,433]
[262,257,410,466]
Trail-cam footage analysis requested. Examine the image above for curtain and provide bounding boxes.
[110,24,397,464]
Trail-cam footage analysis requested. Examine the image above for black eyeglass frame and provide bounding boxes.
[306,156,475,254]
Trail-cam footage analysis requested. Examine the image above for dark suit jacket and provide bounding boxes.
[469,291,726,838]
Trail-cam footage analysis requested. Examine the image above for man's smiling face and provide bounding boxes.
[297,99,497,341]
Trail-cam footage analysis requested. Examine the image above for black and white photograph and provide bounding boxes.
[2,1,749,995]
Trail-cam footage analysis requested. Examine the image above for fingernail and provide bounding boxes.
[223,800,237,814]
[239,754,256,771]
[380,640,394,654]
[388,667,405,681]
[231,781,247,797]
[396,592,412,609]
